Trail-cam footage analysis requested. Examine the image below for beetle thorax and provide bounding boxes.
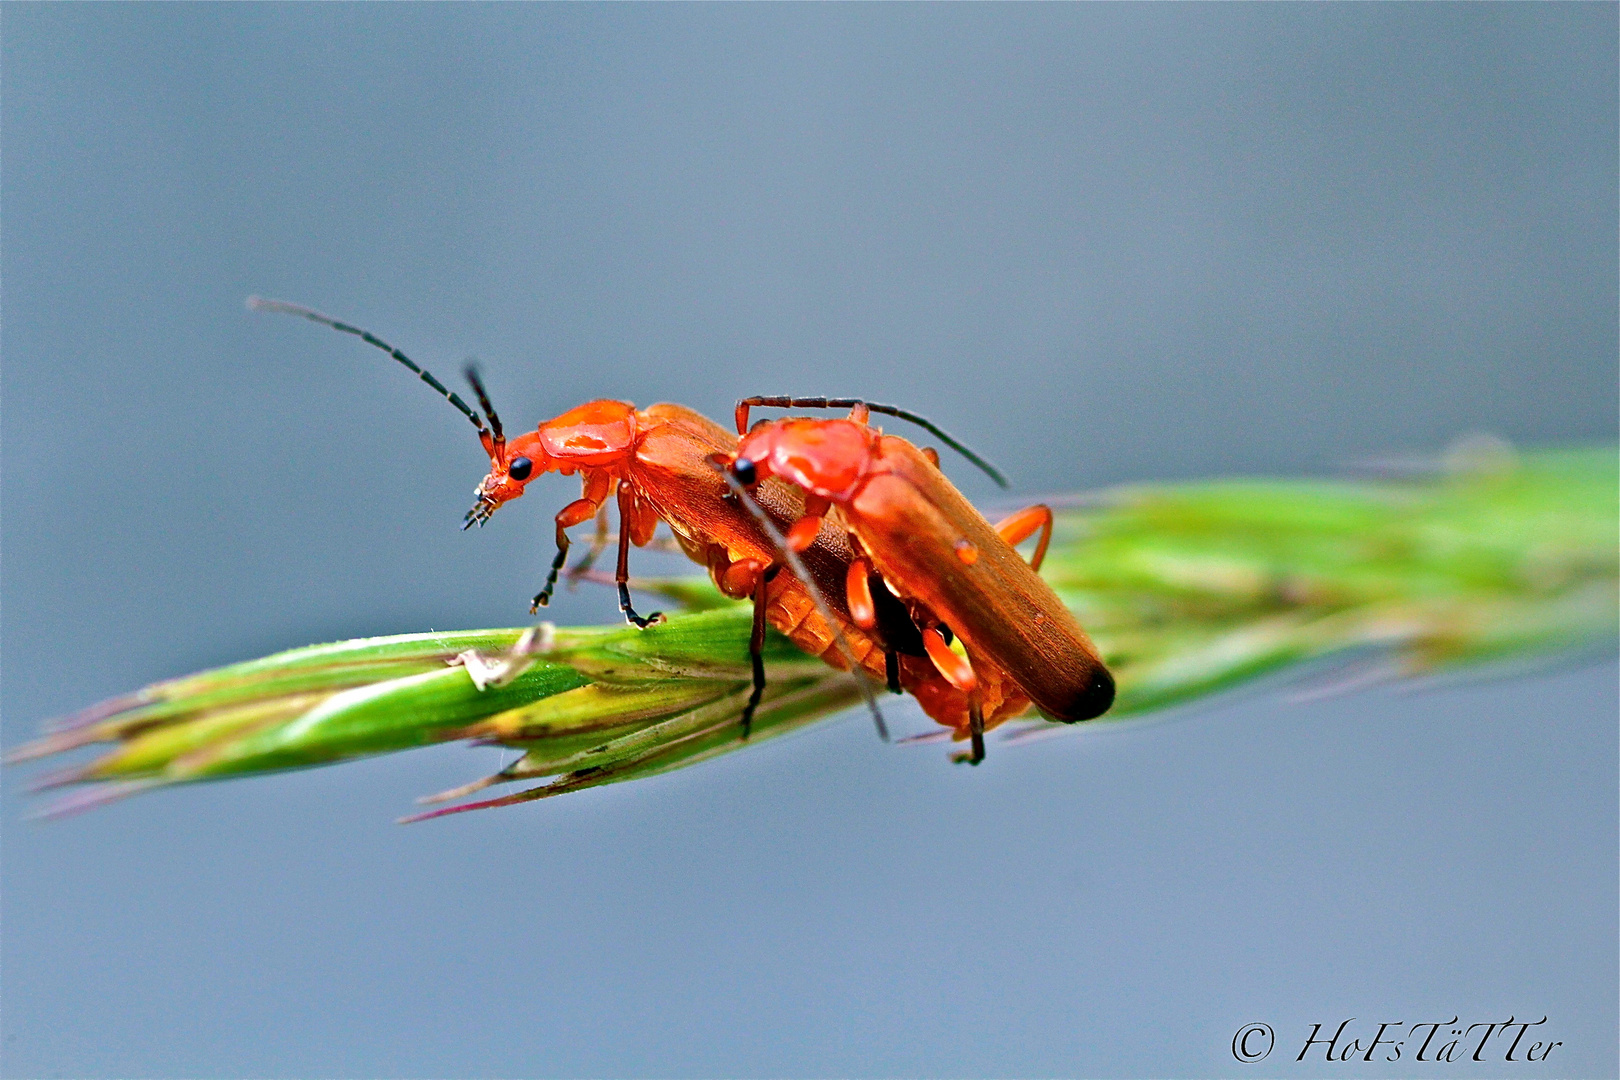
[537,400,640,467]
[748,419,874,502]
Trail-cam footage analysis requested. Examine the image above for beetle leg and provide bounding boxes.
[993,504,1054,572]
[842,556,903,692]
[845,558,877,629]
[614,484,665,628]
[922,627,977,693]
[952,696,987,765]
[628,491,661,547]
[784,494,832,553]
[740,571,768,739]
[919,445,941,467]
[719,556,766,599]
[564,504,613,588]
[718,556,769,733]
[784,517,821,552]
[532,497,601,612]
[970,696,985,763]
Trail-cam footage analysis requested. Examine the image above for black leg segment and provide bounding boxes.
[741,574,768,739]
[614,486,663,628]
[530,518,572,613]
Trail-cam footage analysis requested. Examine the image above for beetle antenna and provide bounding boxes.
[463,363,505,459]
[861,402,1007,487]
[248,296,487,434]
[735,396,1008,488]
[715,464,889,741]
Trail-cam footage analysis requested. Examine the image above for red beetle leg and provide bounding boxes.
[785,515,823,553]
[629,491,660,547]
[581,470,614,505]
[786,494,833,552]
[922,627,977,694]
[993,504,1054,572]
[532,497,603,612]
[720,557,767,600]
[845,558,876,629]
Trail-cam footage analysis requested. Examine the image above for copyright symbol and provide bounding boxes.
[1233,1023,1274,1062]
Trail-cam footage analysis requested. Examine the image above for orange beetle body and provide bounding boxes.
[475,400,1049,743]
[731,414,1114,737]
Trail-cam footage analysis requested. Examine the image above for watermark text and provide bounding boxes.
[1231,1017,1560,1063]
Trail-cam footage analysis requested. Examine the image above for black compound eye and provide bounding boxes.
[507,456,533,482]
[731,457,758,486]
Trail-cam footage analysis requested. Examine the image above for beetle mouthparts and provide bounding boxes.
[463,497,497,530]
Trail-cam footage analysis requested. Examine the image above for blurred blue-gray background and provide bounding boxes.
[2,6,1615,1077]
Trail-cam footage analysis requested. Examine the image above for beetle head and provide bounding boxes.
[730,418,874,502]
[466,430,550,528]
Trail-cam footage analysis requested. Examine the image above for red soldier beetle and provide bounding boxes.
[248,298,893,737]
[718,466,1035,763]
[723,398,1115,762]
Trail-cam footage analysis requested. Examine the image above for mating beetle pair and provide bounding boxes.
[251,299,1114,773]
